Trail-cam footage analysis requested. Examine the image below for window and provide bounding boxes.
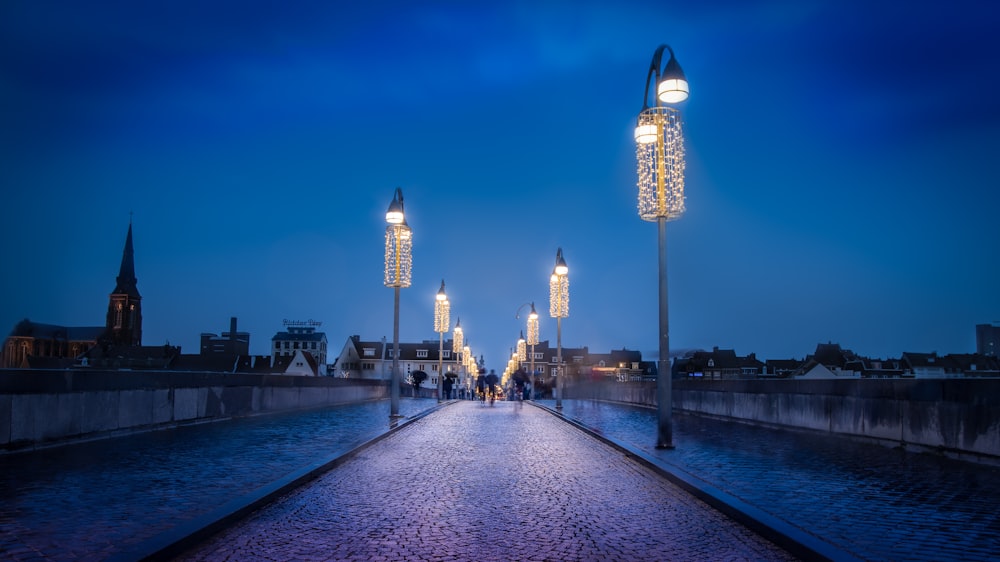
[363,348,375,357]
[275,342,280,349]
[443,350,451,359]
[417,350,428,358]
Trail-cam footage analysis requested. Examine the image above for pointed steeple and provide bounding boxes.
[105,220,142,347]
[113,221,141,298]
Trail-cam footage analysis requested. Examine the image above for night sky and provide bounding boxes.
[2,1,998,370]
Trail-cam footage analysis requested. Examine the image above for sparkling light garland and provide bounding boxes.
[549,273,569,318]
[636,106,685,221]
[453,319,463,354]
[527,303,539,346]
[434,281,450,333]
[384,223,412,288]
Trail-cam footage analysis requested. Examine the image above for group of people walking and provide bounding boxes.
[438,369,536,403]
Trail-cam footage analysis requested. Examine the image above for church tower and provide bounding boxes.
[105,221,142,347]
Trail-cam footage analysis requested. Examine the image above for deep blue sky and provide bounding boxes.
[2,1,999,369]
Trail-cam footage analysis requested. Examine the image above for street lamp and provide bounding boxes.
[526,303,539,399]
[434,280,450,401]
[384,187,412,419]
[635,44,688,449]
[549,248,569,410]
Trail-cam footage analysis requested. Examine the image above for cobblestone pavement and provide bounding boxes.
[175,400,796,562]
[547,399,1000,562]
[0,399,436,561]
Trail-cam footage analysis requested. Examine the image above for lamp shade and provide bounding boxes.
[657,52,689,104]
[386,188,405,224]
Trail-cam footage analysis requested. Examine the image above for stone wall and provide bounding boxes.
[0,370,389,452]
[566,378,1000,461]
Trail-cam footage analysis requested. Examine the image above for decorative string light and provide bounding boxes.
[526,303,539,346]
[636,106,685,221]
[549,249,569,319]
[434,280,450,333]
[384,222,412,288]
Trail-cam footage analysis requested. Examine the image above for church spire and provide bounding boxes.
[113,220,140,298]
[106,220,142,347]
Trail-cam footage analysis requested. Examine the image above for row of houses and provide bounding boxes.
[330,334,654,390]
[676,343,1000,380]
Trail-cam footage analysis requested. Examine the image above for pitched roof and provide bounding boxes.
[272,329,327,342]
[7,319,104,341]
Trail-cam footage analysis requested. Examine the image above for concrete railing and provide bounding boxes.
[0,369,390,452]
[566,378,1000,462]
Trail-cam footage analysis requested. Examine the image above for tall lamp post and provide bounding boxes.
[526,303,539,399]
[634,44,688,449]
[434,280,450,402]
[549,248,569,410]
[384,187,412,419]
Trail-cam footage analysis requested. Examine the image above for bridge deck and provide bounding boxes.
[1,398,997,561]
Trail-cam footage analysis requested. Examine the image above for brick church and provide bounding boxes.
[0,222,171,369]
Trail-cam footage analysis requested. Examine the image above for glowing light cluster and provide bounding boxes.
[434,298,450,333]
[517,333,526,362]
[549,249,569,319]
[434,281,450,333]
[452,319,463,354]
[526,303,539,346]
[635,106,685,222]
[384,223,412,288]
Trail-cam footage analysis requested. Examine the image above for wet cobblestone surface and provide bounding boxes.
[2,397,998,561]
[0,399,436,561]
[176,400,796,562]
[547,399,1000,562]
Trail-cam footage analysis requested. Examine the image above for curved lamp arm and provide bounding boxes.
[641,44,688,110]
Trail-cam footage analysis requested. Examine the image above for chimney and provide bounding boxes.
[230,317,237,340]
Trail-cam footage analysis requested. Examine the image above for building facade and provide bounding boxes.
[272,324,328,369]
[201,317,250,356]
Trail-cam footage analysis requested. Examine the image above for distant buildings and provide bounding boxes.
[673,342,1000,380]
[3,223,997,381]
[330,335,656,396]
[0,224,323,376]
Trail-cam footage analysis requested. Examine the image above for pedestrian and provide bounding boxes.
[442,375,453,400]
[475,373,486,403]
[485,370,499,406]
